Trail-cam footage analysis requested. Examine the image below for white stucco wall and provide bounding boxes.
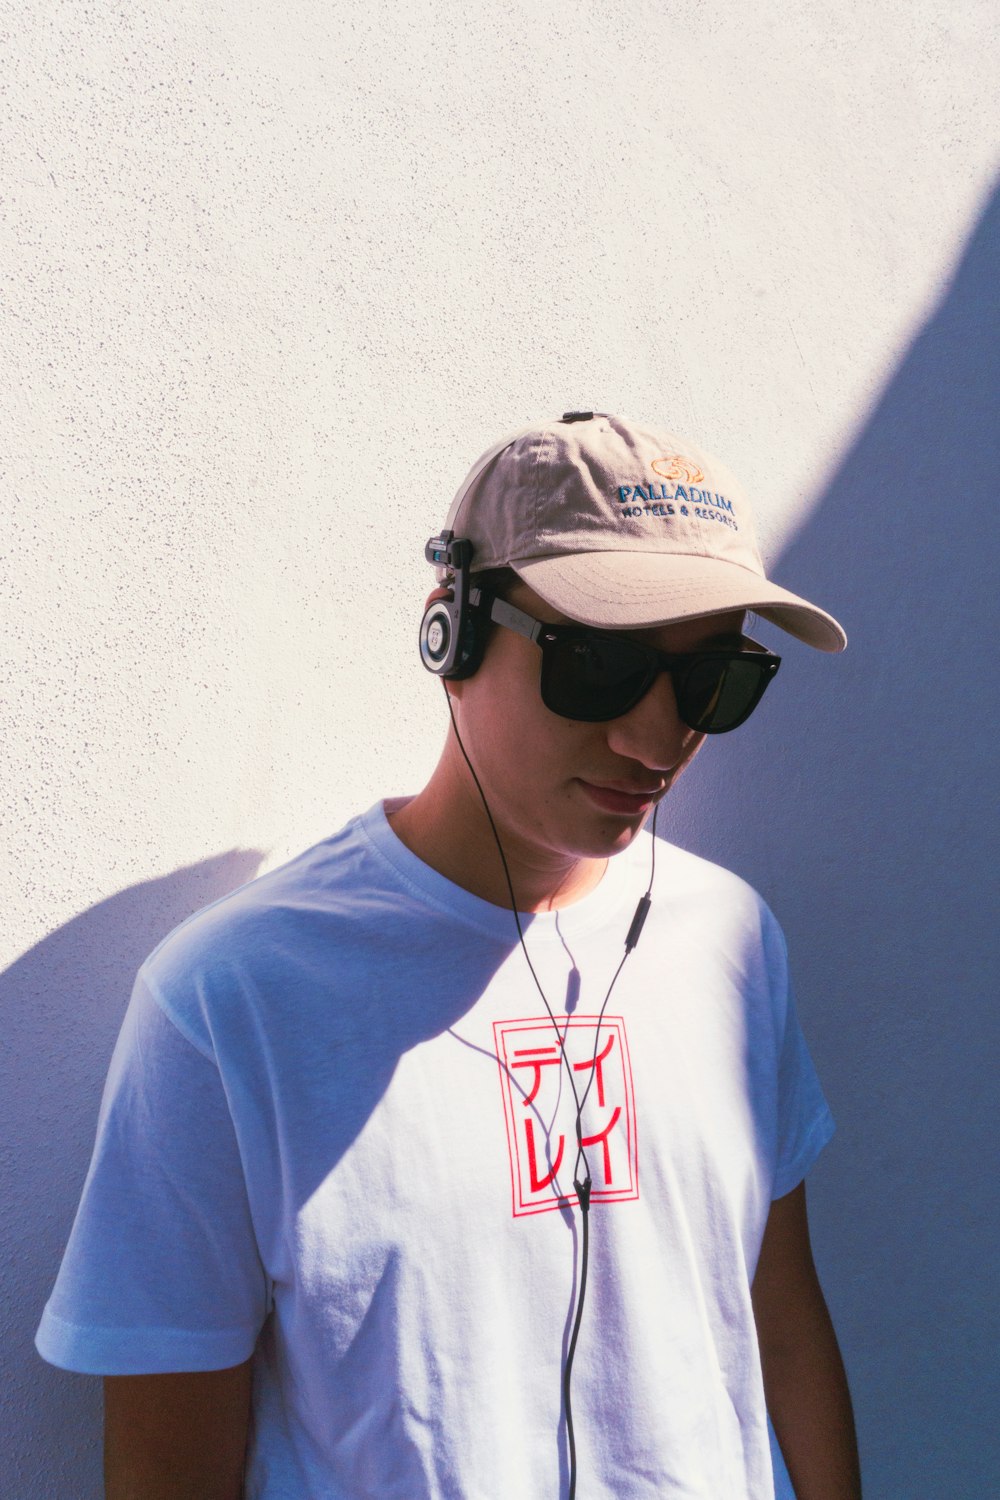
[3,1,997,1494]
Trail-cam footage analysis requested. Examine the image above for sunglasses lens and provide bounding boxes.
[679,657,769,732]
[542,634,651,721]
[538,626,778,731]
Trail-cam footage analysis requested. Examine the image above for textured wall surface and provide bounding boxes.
[3,1,997,1494]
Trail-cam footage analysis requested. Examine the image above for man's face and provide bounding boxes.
[448,580,746,867]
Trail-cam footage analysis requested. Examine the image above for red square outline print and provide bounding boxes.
[493,1015,639,1218]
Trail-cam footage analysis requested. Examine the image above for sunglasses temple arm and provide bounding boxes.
[479,595,547,645]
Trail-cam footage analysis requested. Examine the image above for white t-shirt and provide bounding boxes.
[36,800,834,1499]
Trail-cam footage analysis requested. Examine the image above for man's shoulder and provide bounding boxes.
[640,832,785,957]
[644,831,771,910]
[137,804,400,1021]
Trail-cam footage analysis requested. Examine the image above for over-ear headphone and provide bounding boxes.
[420,416,590,681]
[419,531,492,680]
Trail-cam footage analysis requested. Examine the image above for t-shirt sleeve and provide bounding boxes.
[771,973,836,1200]
[35,968,270,1375]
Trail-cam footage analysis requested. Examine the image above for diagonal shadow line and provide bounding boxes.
[663,176,1000,1498]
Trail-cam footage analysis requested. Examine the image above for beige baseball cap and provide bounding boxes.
[436,411,846,652]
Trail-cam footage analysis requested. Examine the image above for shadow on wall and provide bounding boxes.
[670,181,1000,1495]
[1,848,265,1500]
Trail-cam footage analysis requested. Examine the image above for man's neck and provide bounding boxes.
[386,770,608,914]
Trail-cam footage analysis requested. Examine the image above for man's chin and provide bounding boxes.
[575,814,654,861]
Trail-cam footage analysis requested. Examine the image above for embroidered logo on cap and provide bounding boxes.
[614,471,739,531]
[650,454,705,484]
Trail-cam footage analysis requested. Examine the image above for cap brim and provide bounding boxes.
[510,552,847,653]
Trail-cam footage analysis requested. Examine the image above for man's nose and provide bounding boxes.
[603,668,704,772]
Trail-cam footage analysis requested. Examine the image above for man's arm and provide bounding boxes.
[751,1181,862,1500]
[103,1359,253,1500]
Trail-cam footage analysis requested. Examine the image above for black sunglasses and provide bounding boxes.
[478,596,781,733]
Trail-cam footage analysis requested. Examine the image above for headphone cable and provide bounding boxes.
[441,683,657,1499]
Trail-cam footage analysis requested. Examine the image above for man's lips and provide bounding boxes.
[577,780,664,815]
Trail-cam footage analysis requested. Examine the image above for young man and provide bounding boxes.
[37,412,862,1499]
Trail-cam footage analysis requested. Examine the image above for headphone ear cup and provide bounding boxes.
[419,598,457,674]
[419,589,491,679]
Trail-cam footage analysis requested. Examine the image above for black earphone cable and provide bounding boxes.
[575,819,656,1128]
[441,682,657,1500]
[443,685,590,1123]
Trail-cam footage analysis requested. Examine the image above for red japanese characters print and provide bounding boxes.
[493,1015,638,1217]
